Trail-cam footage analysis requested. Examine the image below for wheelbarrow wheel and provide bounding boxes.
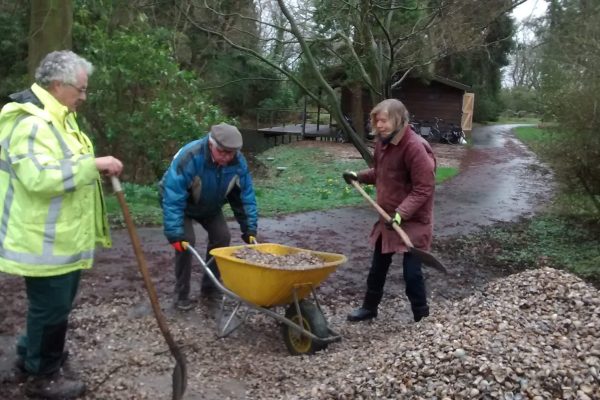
[282,300,329,355]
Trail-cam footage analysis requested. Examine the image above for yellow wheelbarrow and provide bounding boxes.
[187,243,346,355]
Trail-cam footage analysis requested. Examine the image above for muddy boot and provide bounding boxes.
[347,307,377,321]
[60,353,80,380]
[200,285,219,300]
[14,350,71,382]
[347,290,382,322]
[25,369,85,399]
[174,297,194,311]
[412,305,430,322]
[3,358,28,384]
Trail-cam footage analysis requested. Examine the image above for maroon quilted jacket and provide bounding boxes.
[357,126,436,253]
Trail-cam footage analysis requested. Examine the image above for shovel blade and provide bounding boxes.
[409,247,448,274]
[172,358,187,400]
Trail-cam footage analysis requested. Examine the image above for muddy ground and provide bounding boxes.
[0,124,555,399]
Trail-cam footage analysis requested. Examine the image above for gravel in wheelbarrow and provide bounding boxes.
[209,243,346,308]
[232,247,325,270]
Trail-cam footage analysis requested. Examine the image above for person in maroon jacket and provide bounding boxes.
[343,98,436,323]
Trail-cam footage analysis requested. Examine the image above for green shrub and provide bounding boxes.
[0,3,28,103]
[74,7,225,183]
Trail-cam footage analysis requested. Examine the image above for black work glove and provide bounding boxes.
[342,170,358,185]
[241,232,257,244]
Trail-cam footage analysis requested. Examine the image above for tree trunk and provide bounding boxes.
[28,0,73,83]
[350,82,365,137]
[276,0,373,166]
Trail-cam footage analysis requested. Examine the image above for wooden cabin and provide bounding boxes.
[340,75,473,135]
[391,75,472,129]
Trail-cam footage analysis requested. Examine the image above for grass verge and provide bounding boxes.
[105,144,458,226]
[451,215,600,287]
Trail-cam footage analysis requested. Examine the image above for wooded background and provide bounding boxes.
[1,0,598,214]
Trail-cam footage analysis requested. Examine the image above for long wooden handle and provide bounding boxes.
[110,176,187,399]
[351,180,414,248]
[350,180,448,274]
[111,177,171,338]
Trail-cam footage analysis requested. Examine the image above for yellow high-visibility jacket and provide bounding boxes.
[0,83,111,277]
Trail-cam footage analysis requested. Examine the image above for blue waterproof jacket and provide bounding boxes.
[159,136,257,242]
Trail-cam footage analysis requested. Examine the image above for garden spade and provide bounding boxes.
[110,176,187,400]
[350,180,448,274]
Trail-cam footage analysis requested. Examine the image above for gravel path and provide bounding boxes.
[58,267,600,399]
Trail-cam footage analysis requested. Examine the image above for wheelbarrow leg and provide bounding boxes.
[216,300,247,338]
[309,286,341,341]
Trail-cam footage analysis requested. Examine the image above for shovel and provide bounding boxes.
[350,180,448,274]
[110,176,187,400]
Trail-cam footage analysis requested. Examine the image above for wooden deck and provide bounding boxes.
[258,123,336,136]
[257,123,340,144]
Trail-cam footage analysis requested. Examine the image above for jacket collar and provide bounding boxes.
[390,125,410,146]
[8,88,43,108]
[30,83,70,125]
[380,125,409,147]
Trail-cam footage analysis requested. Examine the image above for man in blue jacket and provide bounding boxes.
[160,123,258,310]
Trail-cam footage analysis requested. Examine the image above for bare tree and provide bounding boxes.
[508,18,544,89]
[182,0,527,165]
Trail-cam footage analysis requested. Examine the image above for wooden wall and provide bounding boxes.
[339,78,466,133]
[391,79,464,127]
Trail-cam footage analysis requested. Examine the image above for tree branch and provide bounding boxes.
[179,5,321,105]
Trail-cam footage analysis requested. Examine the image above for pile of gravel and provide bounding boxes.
[294,267,600,400]
[67,267,599,399]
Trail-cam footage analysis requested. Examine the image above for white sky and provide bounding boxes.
[512,0,548,22]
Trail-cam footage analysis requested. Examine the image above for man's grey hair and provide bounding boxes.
[35,50,94,87]
[208,135,218,147]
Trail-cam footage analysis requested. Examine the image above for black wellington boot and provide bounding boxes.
[347,290,383,322]
[412,305,430,322]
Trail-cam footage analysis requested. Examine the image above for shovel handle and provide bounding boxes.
[110,175,171,337]
[110,176,187,399]
[350,180,414,248]
[110,175,122,192]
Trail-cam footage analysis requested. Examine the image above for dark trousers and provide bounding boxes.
[17,270,80,375]
[175,212,231,300]
[363,237,428,317]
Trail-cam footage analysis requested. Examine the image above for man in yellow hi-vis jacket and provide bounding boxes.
[0,50,123,399]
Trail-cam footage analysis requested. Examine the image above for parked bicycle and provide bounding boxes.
[411,116,466,145]
[440,122,467,145]
[409,116,421,136]
[416,117,442,143]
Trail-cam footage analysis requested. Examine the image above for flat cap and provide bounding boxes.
[210,123,243,151]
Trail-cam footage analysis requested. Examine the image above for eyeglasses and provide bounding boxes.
[65,83,87,94]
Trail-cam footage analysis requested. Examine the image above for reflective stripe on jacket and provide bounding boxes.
[0,83,110,277]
